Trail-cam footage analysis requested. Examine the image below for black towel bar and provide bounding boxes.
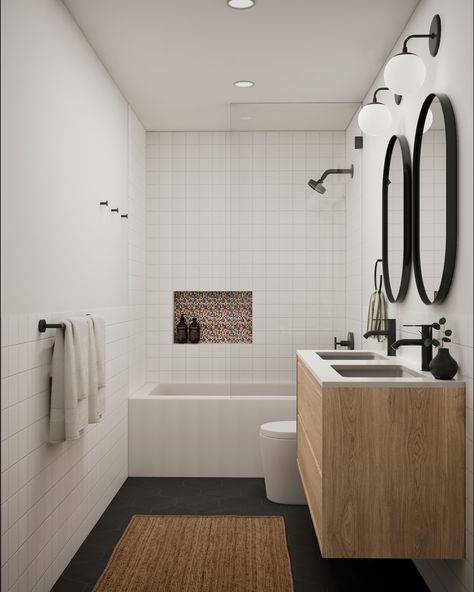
[38,320,65,333]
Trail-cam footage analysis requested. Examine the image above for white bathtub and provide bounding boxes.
[129,383,296,477]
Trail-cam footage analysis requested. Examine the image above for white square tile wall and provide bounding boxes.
[146,131,349,385]
[345,123,363,347]
[1,308,129,592]
[128,109,147,393]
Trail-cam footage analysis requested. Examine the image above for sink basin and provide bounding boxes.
[331,364,424,378]
[316,351,385,361]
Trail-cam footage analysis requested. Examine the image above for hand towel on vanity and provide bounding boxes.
[49,318,90,443]
[88,315,106,423]
[366,290,388,342]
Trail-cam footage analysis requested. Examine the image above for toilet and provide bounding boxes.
[259,420,307,505]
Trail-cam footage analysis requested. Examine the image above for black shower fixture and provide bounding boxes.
[307,165,354,194]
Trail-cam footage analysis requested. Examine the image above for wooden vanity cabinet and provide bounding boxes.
[296,358,466,559]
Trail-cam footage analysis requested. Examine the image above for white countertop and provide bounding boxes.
[296,350,464,388]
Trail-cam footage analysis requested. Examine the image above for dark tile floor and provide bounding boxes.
[52,478,430,592]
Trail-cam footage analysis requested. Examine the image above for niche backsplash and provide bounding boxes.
[174,291,253,343]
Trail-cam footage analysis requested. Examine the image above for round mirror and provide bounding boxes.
[382,135,412,302]
[413,94,457,304]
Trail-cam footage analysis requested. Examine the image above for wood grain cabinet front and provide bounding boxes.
[296,358,466,559]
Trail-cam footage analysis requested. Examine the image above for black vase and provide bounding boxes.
[429,348,458,380]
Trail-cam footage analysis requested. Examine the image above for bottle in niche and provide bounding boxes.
[189,317,201,344]
[176,314,188,344]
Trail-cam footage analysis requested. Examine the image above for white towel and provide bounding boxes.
[88,315,106,423]
[49,318,90,443]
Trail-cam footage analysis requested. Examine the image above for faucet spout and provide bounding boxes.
[363,319,397,357]
[393,325,433,371]
[391,338,423,349]
[363,330,381,339]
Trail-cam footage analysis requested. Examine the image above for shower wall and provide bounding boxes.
[145,131,349,385]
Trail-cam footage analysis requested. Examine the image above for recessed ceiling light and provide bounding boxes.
[227,0,255,9]
[233,80,255,88]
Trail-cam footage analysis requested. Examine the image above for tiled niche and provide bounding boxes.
[174,291,253,343]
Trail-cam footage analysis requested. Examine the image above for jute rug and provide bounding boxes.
[92,515,294,592]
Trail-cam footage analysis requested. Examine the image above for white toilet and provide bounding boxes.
[259,420,307,505]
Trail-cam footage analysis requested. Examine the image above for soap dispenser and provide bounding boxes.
[189,317,201,344]
[176,314,188,344]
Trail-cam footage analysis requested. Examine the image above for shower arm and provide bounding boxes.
[319,165,354,182]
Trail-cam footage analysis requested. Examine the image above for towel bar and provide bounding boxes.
[38,319,65,333]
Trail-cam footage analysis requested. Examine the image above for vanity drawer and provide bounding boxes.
[297,416,324,548]
[297,361,323,470]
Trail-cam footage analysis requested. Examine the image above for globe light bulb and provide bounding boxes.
[358,102,392,136]
[384,52,426,95]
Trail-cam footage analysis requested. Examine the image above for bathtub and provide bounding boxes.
[129,383,296,477]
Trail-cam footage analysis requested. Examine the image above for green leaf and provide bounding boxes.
[445,329,452,336]
[439,317,446,325]
[432,338,441,347]
[442,337,451,343]
[424,338,433,347]
[431,322,440,330]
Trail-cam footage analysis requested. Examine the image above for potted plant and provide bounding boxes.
[424,317,458,379]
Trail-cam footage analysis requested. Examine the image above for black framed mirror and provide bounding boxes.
[382,135,412,303]
[413,93,457,305]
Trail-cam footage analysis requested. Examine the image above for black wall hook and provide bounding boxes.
[111,207,119,213]
[374,259,383,293]
[121,214,128,219]
[99,201,108,206]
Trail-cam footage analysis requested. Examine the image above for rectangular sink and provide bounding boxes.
[316,351,385,361]
[331,364,424,378]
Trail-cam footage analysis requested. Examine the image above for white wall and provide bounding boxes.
[128,108,147,393]
[146,131,349,385]
[1,0,128,315]
[345,123,363,347]
[1,307,129,592]
[1,1,146,590]
[346,0,473,590]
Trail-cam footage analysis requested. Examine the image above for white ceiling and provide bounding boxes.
[62,0,420,131]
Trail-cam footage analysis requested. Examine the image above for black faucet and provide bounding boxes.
[363,318,397,356]
[391,325,433,371]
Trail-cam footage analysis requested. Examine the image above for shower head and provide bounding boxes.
[307,179,326,194]
[307,164,354,194]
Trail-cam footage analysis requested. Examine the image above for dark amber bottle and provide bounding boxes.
[189,318,200,344]
[176,314,188,344]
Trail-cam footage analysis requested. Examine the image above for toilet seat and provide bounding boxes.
[260,420,296,439]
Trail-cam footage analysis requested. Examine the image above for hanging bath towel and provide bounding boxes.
[366,290,388,342]
[49,318,90,443]
[88,315,106,423]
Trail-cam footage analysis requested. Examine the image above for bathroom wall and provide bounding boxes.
[346,0,473,590]
[1,0,145,590]
[128,108,147,393]
[146,131,349,385]
[1,307,129,592]
[345,125,364,347]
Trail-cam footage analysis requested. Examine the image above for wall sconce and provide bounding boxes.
[357,87,401,136]
[384,14,441,96]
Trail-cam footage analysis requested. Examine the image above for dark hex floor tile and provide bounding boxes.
[52,477,430,592]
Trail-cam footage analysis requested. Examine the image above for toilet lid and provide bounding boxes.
[260,420,296,439]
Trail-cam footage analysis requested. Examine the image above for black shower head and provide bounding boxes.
[307,165,354,194]
[307,179,326,194]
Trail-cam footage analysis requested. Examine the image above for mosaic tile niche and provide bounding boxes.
[174,291,253,344]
